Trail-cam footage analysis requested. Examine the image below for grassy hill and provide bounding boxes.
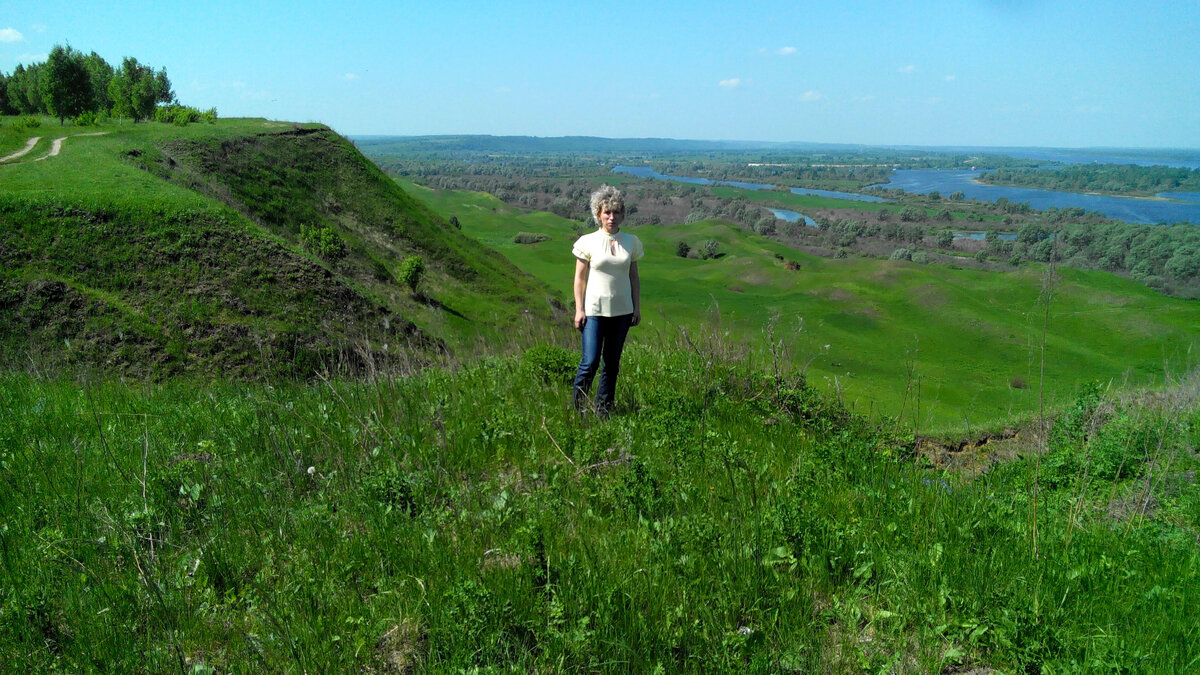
[0,117,562,377]
[398,178,1200,431]
[2,117,1199,671]
[2,342,1197,672]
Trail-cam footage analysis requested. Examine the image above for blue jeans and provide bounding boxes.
[573,313,633,413]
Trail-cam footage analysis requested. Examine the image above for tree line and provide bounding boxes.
[0,45,182,124]
[981,165,1200,197]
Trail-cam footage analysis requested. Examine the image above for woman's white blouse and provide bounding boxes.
[572,229,644,317]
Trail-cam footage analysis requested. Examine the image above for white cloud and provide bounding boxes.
[800,90,823,102]
[0,28,24,43]
[341,73,360,81]
[719,78,741,88]
[898,64,916,74]
[776,46,797,56]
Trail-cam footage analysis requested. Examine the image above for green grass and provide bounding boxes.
[1,118,565,375]
[397,180,1200,432]
[2,343,1197,672]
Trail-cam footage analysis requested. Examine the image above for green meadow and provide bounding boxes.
[397,179,1200,432]
[3,118,1200,671]
[3,341,1198,672]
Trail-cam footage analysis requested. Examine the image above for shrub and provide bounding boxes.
[449,216,461,229]
[685,210,707,224]
[15,116,40,129]
[974,250,990,263]
[512,232,550,245]
[73,111,99,126]
[398,255,425,294]
[910,251,928,264]
[154,104,204,126]
[298,223,346,262]
[522,344,577,383]
[784,260,800,271]
[699,239,720,260]
[1010,375,1027,389]
[675,241,690,258]
[889,248,912,261]
[753,217,776,236]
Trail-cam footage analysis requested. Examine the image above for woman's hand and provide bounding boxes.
[631,310,641,327]
[574,310,587,331]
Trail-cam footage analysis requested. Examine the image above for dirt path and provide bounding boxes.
[0,136,41,163]
[32,132,109,162]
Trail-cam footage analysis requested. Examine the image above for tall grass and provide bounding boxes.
[1,327,1197,672]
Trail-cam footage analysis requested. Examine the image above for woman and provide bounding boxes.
[571,185,643,415]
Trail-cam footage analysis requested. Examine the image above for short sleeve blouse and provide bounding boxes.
[572,229,644,317]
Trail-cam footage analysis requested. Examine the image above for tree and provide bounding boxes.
[108,57,173,121]
[935,229,954,248]
[7,63,45,114]
[82,51,114,113]
[42,45,92,124]
[675,241,691,258]
[0,71,10,115]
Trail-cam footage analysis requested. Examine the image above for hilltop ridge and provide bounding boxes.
[0,118,562,377]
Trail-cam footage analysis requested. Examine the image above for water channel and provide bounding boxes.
[613,164,1200,226]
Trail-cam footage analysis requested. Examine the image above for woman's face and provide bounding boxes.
[597,207,623,233]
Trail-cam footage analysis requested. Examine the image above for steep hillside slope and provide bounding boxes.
[0,119,561,377]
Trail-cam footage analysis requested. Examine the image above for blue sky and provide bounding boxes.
[3,0,1198,147]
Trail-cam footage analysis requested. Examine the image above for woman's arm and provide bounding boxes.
[573,258,590,330]
[629,261,641,326]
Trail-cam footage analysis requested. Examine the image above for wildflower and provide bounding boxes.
[307,466,316,476]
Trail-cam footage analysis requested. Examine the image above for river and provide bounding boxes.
[614,161,1200,226]
[872,170,1200,225]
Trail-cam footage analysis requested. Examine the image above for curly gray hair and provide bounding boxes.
[589,184,625,224]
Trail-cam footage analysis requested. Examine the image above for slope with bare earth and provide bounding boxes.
[0,119,562,378]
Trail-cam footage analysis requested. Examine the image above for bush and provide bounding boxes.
[398,255,425,294]
[753,217,776,236]
[522,344,577,383]
[14,116,40,129]
[513,232,550,245]
[73,111,99,126]
[699,239,720,260]
[154,104,204,126]
[974,250,989,263]
[298,223,346,262]
[889,248,912,261]
[910,251,928,264]
[675,241,691,258]
[685,210,707,224]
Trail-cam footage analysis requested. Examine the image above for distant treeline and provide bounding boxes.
[0,44,210,125]
[981,165,1200,197]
